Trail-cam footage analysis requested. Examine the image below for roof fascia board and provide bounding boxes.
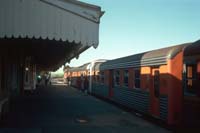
[41,0,103,23]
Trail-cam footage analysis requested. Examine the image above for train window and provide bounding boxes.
[97,72,100,83]
[185,64,197,94]
[115,70,120,86]
[124,70,129,87]
[134,69,140,88]
[100,72,104,84]
[93,72,96,82]
[154,70,160,98]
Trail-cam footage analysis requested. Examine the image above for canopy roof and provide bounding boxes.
[0,0,104,70]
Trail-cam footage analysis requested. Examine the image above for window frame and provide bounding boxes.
[134,69,141,89]
[96,72,100,83]
[123,69,129,87]
[184,64,197,95]
[114,70,120,86]
[154,70,160,98]
[100,71,105,84]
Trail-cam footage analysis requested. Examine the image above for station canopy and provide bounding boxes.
[0,0,104,70]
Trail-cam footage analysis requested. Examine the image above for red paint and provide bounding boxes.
[198,62,200,73]
[167,52,183,125]
[197,62,200,97]
[65,43,200,127]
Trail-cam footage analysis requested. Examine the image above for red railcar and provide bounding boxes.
[95,40,200,126]
[65,40,200,127]
[64,60,107,93]
[67,63,90,88]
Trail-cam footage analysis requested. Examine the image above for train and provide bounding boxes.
[64,59,107,93]
[64,40,200,127]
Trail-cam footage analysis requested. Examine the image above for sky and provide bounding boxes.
[56,0,200,73]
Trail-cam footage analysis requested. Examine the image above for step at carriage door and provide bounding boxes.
[151,68,160,118]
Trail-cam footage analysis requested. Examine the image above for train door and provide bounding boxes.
[109,70,114,97]
[182,62,200,126]
[151,68,160,118]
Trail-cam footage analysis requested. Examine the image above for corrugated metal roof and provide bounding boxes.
[67,59,107,72]
[94,62,104,71]
[0,0,104,48]
[100,43,191,70]
[184,40,200,56]
[69,63,90,72]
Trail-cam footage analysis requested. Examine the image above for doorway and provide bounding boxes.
[182,63,200,127]
[109,70,114,97]
[151,68,160,118]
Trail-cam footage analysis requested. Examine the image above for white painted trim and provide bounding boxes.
[41,0,103,23]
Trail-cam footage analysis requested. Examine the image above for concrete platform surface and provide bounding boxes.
[0,85,170,133]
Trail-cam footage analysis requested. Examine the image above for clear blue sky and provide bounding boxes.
[67,0,200,67]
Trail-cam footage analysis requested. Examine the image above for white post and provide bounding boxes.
[89,61,95,93]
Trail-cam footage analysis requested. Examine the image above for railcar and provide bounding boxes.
[64,59,107,93]
[89,60,107,94]
[68,63,90,88]
[93,41,200,126]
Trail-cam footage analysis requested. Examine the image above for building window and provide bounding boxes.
[25,67,29,83]
[115,70,120,86]
[25,72,29,82]
[124,70,129,87]
[1,59,5,90]
[134,69,140,88]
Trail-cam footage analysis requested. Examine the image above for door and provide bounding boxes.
[151,69,160,118]
[109,70,114,97]
[182,63,200,127]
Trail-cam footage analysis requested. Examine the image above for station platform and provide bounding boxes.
[0,85,170,133]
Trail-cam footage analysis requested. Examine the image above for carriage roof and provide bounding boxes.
[100,43,191,70]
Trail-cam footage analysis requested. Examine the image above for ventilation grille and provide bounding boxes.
[113,86,150,114]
